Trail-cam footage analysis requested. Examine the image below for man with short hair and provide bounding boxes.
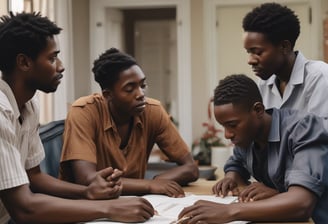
[243,2,328,116]
[0,12,154,223]
[178,74,328,223]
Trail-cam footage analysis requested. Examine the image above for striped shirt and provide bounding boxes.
[0,79,45,223]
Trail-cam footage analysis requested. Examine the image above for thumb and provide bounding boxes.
[97,167,114,179]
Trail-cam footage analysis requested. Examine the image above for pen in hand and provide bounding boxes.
[170,215,192,224]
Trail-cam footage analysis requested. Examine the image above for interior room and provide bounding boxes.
[1,0,328,148]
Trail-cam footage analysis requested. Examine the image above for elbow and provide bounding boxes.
[187,163,199,182]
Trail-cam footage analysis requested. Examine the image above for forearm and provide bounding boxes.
[29,171,87,199]
[229,188,316,222]
[121,178,152,195]
[154,163,199,186]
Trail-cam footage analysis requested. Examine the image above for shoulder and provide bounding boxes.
[71,93,104,108]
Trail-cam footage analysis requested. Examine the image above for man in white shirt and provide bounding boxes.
[242,2,328,116]
[0,12,154,224]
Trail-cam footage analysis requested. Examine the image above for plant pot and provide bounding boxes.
[210,146,232,170]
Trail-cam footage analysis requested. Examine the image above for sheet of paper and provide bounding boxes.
[82,194,249,224]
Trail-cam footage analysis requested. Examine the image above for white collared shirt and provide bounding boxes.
[258,51,328,117]
[0,79,45,223]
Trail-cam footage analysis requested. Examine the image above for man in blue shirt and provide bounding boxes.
[243,2,328,116]
[179,74,328,223]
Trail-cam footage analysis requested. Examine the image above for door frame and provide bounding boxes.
[89,0,192,146]
[203,0,322,94]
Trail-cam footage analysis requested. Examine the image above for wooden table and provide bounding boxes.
[183,178,313,224]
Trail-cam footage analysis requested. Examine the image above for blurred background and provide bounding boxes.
[1,0,328,148]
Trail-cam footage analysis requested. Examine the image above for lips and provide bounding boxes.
[135,102,146,109]
[56,73,63,80]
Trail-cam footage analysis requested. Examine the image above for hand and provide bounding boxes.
[238,182,279,202]
[178,200,232,224]
[106,197,155,222]
[212,176,244,197]
[85,167,123,200]
[149,179,185,197]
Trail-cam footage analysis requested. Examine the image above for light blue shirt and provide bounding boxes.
[258,51,328,117]
[224,108,328,223]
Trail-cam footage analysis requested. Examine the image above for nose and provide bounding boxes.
[57,58,65,74]
[247,54,257,66]
[224,128,234,140]
[136,86,145,100]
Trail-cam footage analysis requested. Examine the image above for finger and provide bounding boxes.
[98,167,114,179]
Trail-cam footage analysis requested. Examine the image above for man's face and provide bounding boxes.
[214,103,260,149]
[27,37,65,93]
[243,32,284,80]
[109,65,147,117]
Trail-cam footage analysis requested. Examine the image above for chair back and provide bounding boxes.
[39,119,65,178]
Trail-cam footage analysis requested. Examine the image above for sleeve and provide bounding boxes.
[285,115,328,197]
[150,103,190,162]
[0,111,29,190]
[25,98,45,170]
[224,146,251,181]
[304,65,328,117]
[60,105,98,164]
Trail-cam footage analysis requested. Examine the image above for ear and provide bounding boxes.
[16,53,32,72]
[280,40,292,54]
[252,102,265,117]
[102,89,112,100]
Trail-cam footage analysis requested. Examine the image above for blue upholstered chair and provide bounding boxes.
[39,119,65,178]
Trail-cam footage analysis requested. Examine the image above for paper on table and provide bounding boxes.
[82,194,249,224]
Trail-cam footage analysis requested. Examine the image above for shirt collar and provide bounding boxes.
[104,97,144,132]
[260,51,307,87]
[0,79,21,119]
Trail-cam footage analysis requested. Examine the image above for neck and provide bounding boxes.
[2,76,36,112]
[108,102,131,126]
[276,51,297,83]
[254,112,272,150]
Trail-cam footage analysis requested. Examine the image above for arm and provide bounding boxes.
[0,184,154,224]
[153,153,199,186]
[179,185,317,223]
[70,160,188,197]
[28,165,122,200]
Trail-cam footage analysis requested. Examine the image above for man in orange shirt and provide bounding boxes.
[60,48,199,197]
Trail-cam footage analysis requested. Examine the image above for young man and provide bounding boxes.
[243,2,328,116]
[178,74,328,223]
[60,48,199,197]
[0,12,154,223]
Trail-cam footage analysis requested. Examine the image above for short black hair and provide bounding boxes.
[242,2,300,48]
[0,12,62,74]
[214,74,262,110]
[92,48,138,90]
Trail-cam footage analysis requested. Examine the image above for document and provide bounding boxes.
[82,194,249,224]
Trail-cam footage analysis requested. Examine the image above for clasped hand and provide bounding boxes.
[85,167,123,200]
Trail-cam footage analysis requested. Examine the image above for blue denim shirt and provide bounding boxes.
[224,108,328,223]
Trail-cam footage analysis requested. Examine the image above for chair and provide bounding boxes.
[39,119,65,178]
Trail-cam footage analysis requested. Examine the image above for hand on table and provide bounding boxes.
[86,167,123,200]
[178,200,232,224]
[238,182,279,202]
[106,197,155,222]
[212,176,245,197]
[149,179,185,197]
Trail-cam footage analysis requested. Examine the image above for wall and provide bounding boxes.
[72,0,91,99]
[0,1,7,16]
[70,0,328,145]
[190,0,208,143]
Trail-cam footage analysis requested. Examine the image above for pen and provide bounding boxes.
[170,215,192,224]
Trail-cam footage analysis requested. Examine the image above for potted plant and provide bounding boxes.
[192,97,227,166]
